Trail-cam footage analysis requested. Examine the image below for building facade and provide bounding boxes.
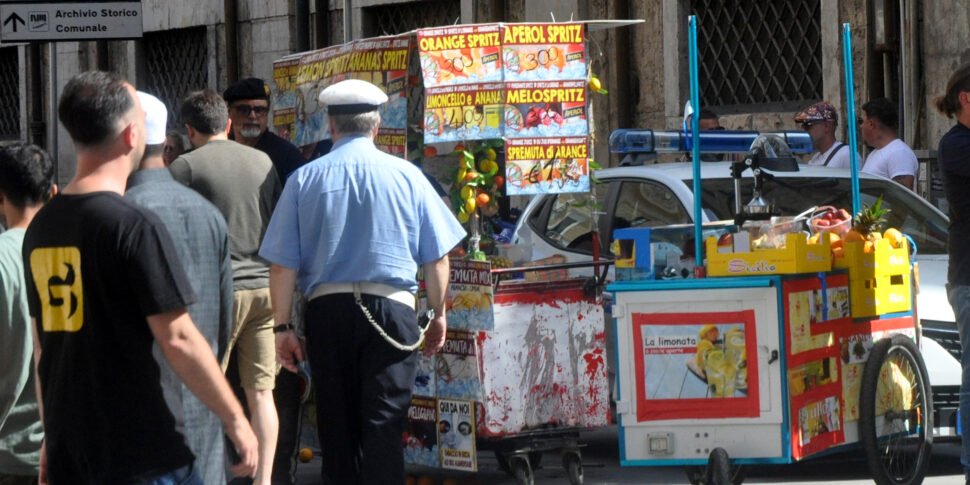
[1,0,967,187]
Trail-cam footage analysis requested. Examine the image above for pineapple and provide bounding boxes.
[853,195,890,237]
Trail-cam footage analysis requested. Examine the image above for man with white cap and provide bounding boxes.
[126,91,234,485]
[260,79,465,484]
[794,101,860,169]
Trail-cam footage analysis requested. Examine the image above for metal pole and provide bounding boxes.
[688,15,703,272]
[343,0,352,43]
[47,41,58,183]
[842,24,861,216]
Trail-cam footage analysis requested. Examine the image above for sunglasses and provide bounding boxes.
[232,104,269,117]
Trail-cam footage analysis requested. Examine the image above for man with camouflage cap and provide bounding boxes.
[794,101,859,169]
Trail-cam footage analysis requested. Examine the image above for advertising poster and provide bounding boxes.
[413,351,436,398]
[632,310,759,422]
[403,396,439,467]
[797,396,841,446]
[437,399,476,472]
[446,259,494,331]
[423,82,505,143]
[501,23,586,82]
[504,137,590,195]
[787,358,838,396]
[417,24,503,87]
[436,329,483,401]
[271,35,410,153]
[842,362,863,422]
[503,80,587,138]
[787,290,835,354]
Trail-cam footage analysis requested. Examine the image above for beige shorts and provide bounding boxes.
[222,287,277,391]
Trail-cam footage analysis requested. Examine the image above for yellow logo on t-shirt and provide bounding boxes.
[30,247,84,332]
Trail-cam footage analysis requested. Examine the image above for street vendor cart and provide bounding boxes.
[607,18,932,485]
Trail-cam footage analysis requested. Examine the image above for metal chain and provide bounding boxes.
[354,284,430,352]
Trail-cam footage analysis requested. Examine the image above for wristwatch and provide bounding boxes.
[273,322,295,333]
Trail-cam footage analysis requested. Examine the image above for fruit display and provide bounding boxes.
[809,198,904,260]
[809,206,852,236]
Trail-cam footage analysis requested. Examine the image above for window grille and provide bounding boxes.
[364,0,461,37]
[0,47,19,140]
[143,27,208,130]
[690,0,823,111]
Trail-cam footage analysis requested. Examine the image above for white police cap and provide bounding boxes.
[318,79,389,115]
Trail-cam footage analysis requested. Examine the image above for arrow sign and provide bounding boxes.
[3,11,22,32]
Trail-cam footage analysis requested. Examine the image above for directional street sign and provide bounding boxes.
[0,2,142,42]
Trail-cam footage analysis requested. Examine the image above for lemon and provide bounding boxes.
[884,228,905,249]
[464,197,476,213]
[456,168,467,184]
[457,211,470,223]
[589,77,602,92]
[485,148,497,160]
[460,185,474,200]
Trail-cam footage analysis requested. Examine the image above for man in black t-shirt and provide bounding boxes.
[23,71,258,484]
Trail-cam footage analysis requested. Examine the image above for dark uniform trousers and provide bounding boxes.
[305,293,419,485]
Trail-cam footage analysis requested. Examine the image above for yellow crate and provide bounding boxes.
[832,239,912,317]
[832,239,910,279]
[705,233,832,276]
[848,272,912,318]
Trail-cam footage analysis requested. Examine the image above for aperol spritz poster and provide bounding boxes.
[502,23,586,82]
[504,137,590,195]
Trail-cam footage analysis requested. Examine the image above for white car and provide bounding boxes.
[511,161,960,437]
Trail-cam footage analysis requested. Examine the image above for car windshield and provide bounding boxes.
[685,177,949,255]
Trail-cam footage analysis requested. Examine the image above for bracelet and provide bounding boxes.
[273,322,295,334]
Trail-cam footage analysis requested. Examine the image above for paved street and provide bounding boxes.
[295,425,966,484]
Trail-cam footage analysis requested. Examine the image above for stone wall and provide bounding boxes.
[921,1,970,150]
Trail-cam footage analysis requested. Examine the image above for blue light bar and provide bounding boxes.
[609,129,813,155]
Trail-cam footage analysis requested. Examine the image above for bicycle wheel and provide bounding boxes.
[859,334,933,485]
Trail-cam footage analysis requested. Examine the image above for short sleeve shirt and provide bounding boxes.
[806,142,860,169]
[861,138,918,181]
[259,136,466,293]
[23,192,196,483]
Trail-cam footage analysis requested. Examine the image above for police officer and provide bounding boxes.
[260,79,465,485]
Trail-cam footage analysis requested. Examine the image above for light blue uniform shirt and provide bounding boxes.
[259,135,466,294]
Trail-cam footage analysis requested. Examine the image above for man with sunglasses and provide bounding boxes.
[794,101,859,169]
[224,78,306,185]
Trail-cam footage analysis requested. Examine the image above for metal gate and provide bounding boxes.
[143,26,208,130]
[363,0,461,37]
[0,47,19,140]
[691,0,823,111]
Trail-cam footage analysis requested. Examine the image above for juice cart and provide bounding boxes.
[607,18,932,485]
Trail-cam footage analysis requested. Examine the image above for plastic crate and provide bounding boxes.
[705,232,832,276]
[833,239,911,318]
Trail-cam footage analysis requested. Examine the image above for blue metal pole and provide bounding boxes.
[688,15,703,272]
[843,24,861,216]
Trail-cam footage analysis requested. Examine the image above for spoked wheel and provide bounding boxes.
[509,454,534,485]
[859,334,933,485]
[562,450,583,485]
[684,448,745,485]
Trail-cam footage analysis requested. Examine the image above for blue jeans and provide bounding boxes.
[948,284,970,469]
[134,464,202,485]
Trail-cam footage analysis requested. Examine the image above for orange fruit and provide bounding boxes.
[493,175,504,188]
[864,240,875,253]
[416,476,435,485]
[423,146,437,158]
[298,447,313,462]
[832,247,844,258]
[464,171,480,182]
[454,144,466,152]
[844,229,865,242]
[476,192,491,206]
